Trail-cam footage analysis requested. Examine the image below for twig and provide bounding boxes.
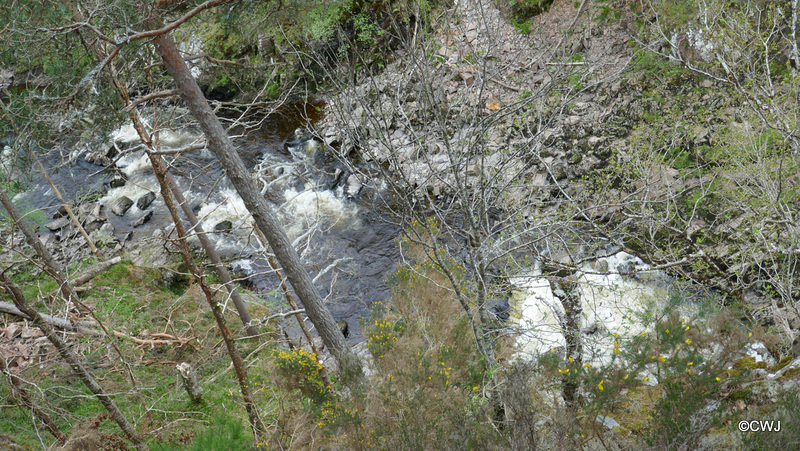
[122,89,178,112]
[545,62,586,66]
[112,330,198,350]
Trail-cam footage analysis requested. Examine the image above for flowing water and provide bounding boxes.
[12,103,400,341]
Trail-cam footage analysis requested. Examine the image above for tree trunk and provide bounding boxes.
[176,362,204,403]
[144,7,359,378]
[0,355,68,446]
[149,152,266,437]
[0,188,81,310]
[161,170,258,336]
[0,276,147,451]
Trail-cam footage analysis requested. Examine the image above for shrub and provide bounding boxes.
[273,347,331,404]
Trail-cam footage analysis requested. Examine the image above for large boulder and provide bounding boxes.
[110,196,133,216]
[136,192,156,210]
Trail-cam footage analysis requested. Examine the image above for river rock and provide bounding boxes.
[108,175,126,188]
[90,223,117,249]
[133,210,153,228]
[345,174,363,198]
[136,192,156,210]
[83,143,113,166]
[214,220,233,232]
[110,196,133,216]
[45,216,71,232]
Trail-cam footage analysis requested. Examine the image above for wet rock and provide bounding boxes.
[136,192,156,210]
[83,143,114,166]
[133,210,153,228]
[110,196,133,216]
[345,174,363,198]
[214,220,233,232]
[45,216,71,231]
[81,203,106,233]
[108,175,126,188]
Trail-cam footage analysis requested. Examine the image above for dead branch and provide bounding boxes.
[122,89,178,112]
[112,330,198,350]
[0,274,147,451]
[176,362,203,403]
[69,257,123,287]
[0,301,101,335]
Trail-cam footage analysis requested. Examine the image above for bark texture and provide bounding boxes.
[149,152,265,437]
[146,9,358,376]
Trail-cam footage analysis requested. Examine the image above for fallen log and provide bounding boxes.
[71,257,122,286]
[0,301,101,335]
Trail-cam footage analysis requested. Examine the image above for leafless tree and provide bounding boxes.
[299,0,625,410]
[633,0,800,337]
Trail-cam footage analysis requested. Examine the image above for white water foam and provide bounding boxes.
[196,189,254,233]
[511,252,681,367]
[280,185,360,240]
[111,121,202,149]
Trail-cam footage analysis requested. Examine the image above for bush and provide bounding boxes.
[273,347,331,404]
[508,0,554,20]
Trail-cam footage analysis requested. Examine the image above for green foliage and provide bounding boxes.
[656,0,699,28]
[508,0,555,21]
[273,347,331,404]
[738,388,800,449]
[366,300,406,358]
[630,48,691,82]
[155,414,252,451]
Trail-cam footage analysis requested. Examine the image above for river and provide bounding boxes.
[11,102,400,342]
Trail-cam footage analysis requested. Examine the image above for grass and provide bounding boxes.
[0,259,280,450]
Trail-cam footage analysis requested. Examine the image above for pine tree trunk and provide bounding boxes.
[144,7,359,378]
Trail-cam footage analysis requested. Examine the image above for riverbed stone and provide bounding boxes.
[214,220,233,232]
[108,175,126,188]
[45,216,71,232]
[110,196,133,216]
[345,174,363,198]
[133,210,153,228]
[136,192,156,210]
